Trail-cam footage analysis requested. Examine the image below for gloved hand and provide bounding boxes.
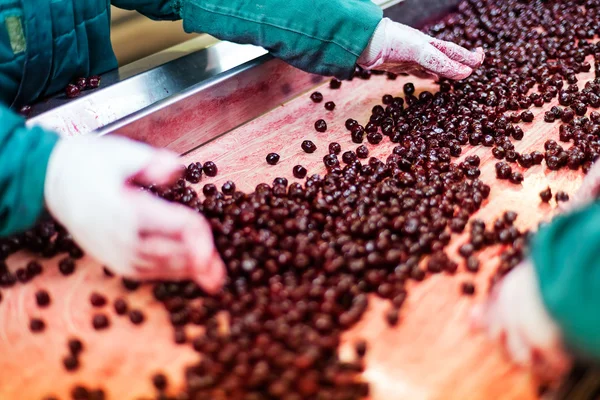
[472,260,571,380]
[44,135,225,294]
[357,18,485,80]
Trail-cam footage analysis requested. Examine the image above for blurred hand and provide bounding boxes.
[472,260,571,380]
[560,161,600,213]
[358,18,484,80]
[44,135,225,294]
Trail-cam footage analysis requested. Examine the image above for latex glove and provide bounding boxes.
[44,135,225,294]
[358,18,485,80]
[472,260,571,380]
[560,161,600,213]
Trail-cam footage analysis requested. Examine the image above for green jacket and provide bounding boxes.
[0,0,382,234]
[532,203,600,360]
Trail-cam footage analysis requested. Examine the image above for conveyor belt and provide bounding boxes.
[3,57,592,400]
[178,66,587,400]
[7,0,595,398]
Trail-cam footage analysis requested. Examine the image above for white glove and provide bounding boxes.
[44,135,225,294]
[358,18,485,80]
[472,261,571,380]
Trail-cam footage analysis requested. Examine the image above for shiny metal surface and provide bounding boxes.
[100,55,325,155]
[28,0,456,154]
[27,41,267,136]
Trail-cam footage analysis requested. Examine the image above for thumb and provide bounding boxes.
[129,150,185,187]
[132,190,226,293]
[134,236,226,294]
[470,303,487,332]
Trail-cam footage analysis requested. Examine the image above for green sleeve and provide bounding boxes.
[0,106,59,236]
[110,0,181,20]
[174,0,382,79]
[532,202,600,360]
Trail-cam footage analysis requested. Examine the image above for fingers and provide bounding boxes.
[360,19,479,81]
[472,261,571,376]
[182,207,226,293]
[133,190,209,240]
[475,47,485,62]
[98,135,161,179]
[482,296,505,340]
[131,190,226,293]
[406,67,439,80]
[532,343,572,381]
[418,44,475,80]
[134,235,226,294]
[99,135,183,185]
[50,134,226,293]
[505,327,532,365]
[130,150,185,187]
[190,250,226,294]
[473,284,534,366]
[431,40,485,69]
[470,304,486,332]
[136,236,190,271]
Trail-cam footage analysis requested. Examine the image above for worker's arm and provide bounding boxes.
[0,1,225,289]
[474,193,600,375]
[111,0,181,20]
[174,0,382,79]
[473,257,570,379]
[44,135,225,293]
[0,106,224,291]
[0,106,59,235]
[112,0,381,79]
[531,203,600,360]
[112,0,483,80]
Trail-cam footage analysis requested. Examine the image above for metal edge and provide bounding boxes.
[26,41,268,134]
[94,53,271,137]
[101,54,326,155]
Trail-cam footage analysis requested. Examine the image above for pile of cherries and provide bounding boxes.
[4,0,600,398]
[141,157,491,398]
[146,0,600,397]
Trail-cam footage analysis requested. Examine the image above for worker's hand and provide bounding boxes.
[472,260,571,380]
[561,161,600,213]
[44,135,225,294]
[357,18,484,80]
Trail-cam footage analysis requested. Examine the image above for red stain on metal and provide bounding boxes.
[114,62,310,153]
